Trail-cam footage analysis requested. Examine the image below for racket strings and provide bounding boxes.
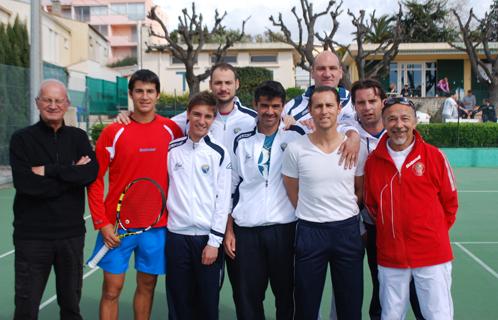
[119,182,164,228]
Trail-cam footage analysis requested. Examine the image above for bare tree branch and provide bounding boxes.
[147,3,248,96]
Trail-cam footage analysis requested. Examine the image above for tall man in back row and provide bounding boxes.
[10,79,98,319]
[364,97,458,320]
[88,69,183,320]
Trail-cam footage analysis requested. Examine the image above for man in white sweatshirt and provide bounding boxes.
[166,91,232,320]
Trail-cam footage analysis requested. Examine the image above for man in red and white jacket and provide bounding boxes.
[364,96,458,320]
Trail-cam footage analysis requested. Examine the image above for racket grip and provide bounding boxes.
[87,245,110,268]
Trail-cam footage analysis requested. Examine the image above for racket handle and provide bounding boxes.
[87,245,110,268]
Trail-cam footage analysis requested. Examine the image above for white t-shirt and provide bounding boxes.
[386,139,415,172]
[442,97,458,118]
[282,134,360,223]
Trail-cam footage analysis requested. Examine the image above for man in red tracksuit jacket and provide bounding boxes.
[364,97,458,320]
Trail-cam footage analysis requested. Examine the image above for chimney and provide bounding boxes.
[51,0,62,16]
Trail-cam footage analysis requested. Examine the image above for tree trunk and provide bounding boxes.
[489,80,498,108]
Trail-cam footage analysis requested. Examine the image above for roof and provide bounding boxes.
[341,42,498,63]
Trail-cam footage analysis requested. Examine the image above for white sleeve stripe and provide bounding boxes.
[106,127,125,160]
[440,150,456,192]
[163,125,174,140]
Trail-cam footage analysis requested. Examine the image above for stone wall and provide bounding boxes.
[411,97,446,123]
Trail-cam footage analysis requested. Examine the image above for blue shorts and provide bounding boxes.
[87,228,167,275]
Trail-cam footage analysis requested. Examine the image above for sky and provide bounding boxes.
[154,0,493,44]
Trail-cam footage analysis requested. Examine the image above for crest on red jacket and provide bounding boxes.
[413,162,425,176]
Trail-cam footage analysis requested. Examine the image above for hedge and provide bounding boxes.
[286,87,305,101]
[417,123,498,147]
[236,67,273,106]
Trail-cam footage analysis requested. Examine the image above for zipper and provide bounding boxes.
[54,131,59,163]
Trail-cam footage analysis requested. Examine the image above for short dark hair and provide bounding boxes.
[210,63,238,81]
[254,80,286,104]
[187,91,217,114]
[128,69,160,92]
[308,86,340,109]
[350,79,387,105]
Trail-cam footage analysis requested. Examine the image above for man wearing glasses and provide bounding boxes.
[351,80,424,320]
[363,96,458,320]
[9,79,98,319]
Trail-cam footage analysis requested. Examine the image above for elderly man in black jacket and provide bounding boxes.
[9,79,98,320]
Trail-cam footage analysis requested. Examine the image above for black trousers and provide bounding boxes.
[294,217,364,320]
[14,235,84,320]
[226,222,295,320]
[364,223,425,320]
[166,231,224,320]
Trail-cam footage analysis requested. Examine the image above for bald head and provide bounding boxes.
[311,51,343,87]
[38,79,69,100]
[36,79,70,130]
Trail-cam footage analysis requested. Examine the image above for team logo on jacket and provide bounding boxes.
[412,162,425,176]
[280,143,288,151]
[201,164,210,174]
[233,127,241,134]
[174,162,183,170]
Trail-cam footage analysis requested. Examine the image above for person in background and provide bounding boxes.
[437,77,450,97]
[461,90,476,118]
[442,92,459,122]
[477,99,497,123]
[400,84,412,97]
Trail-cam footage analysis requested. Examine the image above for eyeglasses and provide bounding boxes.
[36,97,67,106]
[383,97,415,110]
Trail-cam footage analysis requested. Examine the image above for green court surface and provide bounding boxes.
[1,167,497,319]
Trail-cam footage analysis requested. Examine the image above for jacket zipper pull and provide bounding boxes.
[265,179,268,187]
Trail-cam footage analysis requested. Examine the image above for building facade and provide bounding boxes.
[142,42,299,94]
[342,42,498,104]
[42,0,165,63]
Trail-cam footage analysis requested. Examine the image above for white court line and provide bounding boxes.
[39,267,100,310]
[0,215,91,260]
[0,249,14,259]
[452,241,498,245]
[454,242,498,280]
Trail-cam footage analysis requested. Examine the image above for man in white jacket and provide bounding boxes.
[166,91,232,320]
[224,81,305,320]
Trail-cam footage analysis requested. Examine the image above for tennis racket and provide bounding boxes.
[87,177,166,268]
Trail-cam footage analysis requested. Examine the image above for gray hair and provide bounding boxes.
[37,79,69,101]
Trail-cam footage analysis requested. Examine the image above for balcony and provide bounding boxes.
[109,35,138,47]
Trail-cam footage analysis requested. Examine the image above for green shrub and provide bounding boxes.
[417,123,498,147]
[236,67,273,106]
[157,92,189,110]
[286,87,305,101]
[90,122,106,145]
[107,56,137,68]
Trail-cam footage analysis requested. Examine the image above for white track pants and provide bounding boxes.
[378,262,453,320]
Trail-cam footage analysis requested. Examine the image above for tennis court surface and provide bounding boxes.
[1,167,497,319]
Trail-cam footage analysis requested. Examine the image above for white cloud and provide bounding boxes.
[154,0,493,44]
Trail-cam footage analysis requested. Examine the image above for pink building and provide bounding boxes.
[43,0,162,63]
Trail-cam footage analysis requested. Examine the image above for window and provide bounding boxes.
[389,62,438,97]
[90,6,108,17]
[172,56,197,64]
[110,4,127,16]
[127,3,145,20]
[250,55,277,63]
[74,6,90,22]
[211,55,237,64]
[93,25,108,37]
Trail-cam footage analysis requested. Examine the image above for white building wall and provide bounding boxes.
[142,45,297,95]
